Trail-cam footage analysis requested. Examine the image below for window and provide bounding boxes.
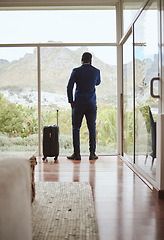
[0,9,117,154]
[0,47,37,153]
[0,10,116,44]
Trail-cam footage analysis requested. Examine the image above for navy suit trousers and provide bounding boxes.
[72,103,97,153]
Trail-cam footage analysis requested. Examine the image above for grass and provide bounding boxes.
[0,132,117,154]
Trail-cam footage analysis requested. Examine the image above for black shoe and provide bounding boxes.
[67,153,81,160]
[89,152,98,160]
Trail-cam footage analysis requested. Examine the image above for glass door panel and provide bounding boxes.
[40,46,117,155]
[134,0,158,180]
[123,33,134,163]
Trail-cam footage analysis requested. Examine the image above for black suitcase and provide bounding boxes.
[42,110,59,161]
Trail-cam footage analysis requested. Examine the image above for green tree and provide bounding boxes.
[0,93,24,136]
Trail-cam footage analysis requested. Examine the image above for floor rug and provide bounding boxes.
[32,182,99,240]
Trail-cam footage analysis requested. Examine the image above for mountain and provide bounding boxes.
[0,47,117,101]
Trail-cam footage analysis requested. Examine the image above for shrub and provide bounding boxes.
[0,94,24,137]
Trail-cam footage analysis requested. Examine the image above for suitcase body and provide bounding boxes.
[42,110,59,161]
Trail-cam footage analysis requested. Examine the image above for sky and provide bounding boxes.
[0,9,159,65]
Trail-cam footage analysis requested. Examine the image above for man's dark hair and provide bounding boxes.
[82,52,92,63]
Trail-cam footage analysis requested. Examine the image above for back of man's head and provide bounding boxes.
[82,52,92,64]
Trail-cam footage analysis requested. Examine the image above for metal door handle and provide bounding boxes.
[150,77,160,98]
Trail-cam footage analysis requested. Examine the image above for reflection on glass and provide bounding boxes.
[0,10,116,44]
[123,9,138,33]
[123,0,142,33]
[123,34,133,162]
[40,46,117,154]
[134,1,158,180]
[0,47,37,153]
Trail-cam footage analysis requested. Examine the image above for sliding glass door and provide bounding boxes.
[134,0,159,180]
[123,0,159,181]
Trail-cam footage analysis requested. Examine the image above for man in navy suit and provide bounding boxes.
[67,52,101,160]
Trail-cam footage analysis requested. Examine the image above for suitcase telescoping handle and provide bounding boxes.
[57,109,59,126]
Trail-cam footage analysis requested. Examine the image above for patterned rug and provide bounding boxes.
[32,182,99,240]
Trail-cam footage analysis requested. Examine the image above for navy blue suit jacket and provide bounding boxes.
[67,64,101,106]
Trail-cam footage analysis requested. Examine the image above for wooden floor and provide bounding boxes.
[35,155,164,240]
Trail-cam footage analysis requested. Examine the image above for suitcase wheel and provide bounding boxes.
[42,157,48,162]
[54,156,58,161]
